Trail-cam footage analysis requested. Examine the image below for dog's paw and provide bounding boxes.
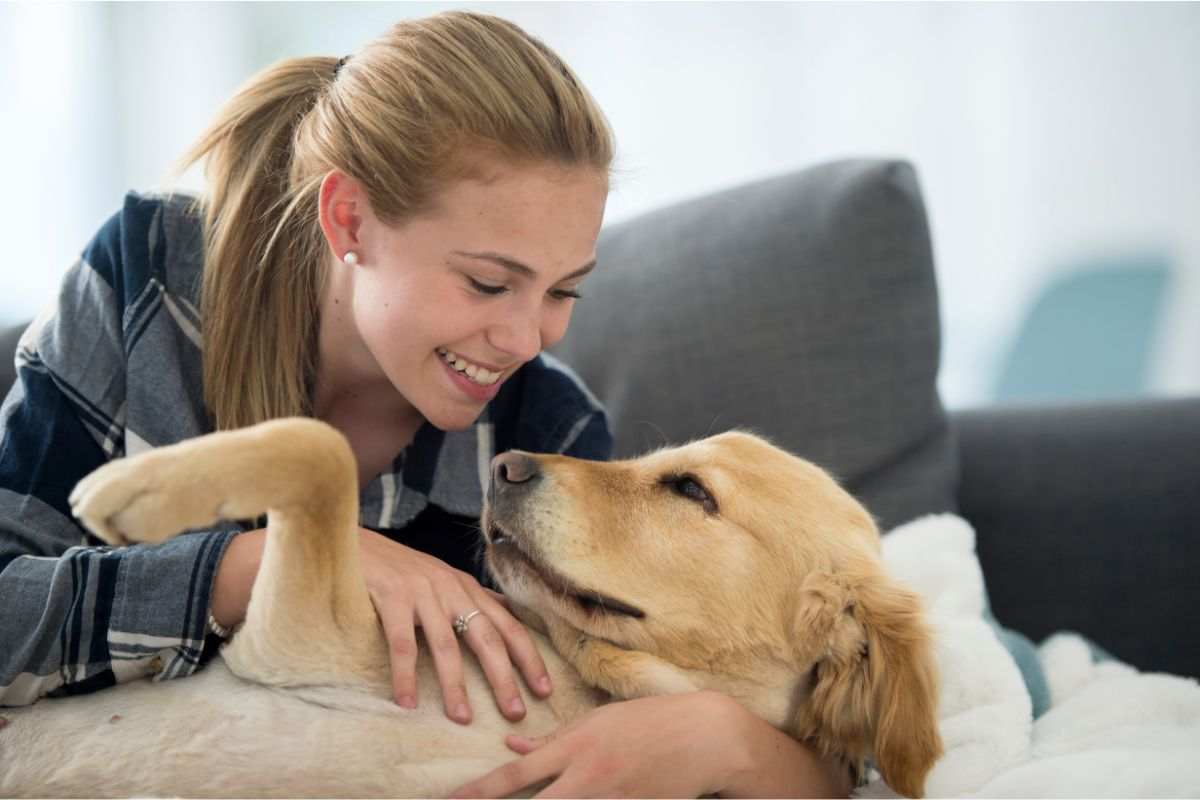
[69,453,198,546]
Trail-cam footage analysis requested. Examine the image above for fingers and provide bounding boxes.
[485,587,513,609]
[416,595,473,725]
[360,531,550,725]
[451,746,562,799]
[471,590,553,699]
[506,733,549,755]
[459,610,527,721]
[531,777,581,799]
[380,606,419,709]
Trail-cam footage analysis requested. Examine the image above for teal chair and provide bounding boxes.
[994,255,1171,403]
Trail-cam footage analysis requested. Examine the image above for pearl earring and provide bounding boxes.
[343,251,360,267]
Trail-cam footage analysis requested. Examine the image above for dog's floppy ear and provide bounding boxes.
[791,570,942,798]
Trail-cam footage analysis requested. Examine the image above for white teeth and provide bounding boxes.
[437,348,501,386]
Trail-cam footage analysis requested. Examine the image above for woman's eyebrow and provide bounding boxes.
[452,250,596,281]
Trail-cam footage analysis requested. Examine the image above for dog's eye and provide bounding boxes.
[665,475,718,515]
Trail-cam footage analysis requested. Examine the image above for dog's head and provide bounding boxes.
[483,430,941,797]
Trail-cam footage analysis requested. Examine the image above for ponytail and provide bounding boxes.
[177,58,335,430]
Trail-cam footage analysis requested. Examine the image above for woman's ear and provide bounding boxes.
[791,570,943,798]
[318,170,365,262]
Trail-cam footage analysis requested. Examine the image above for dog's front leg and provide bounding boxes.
[71,418,390,692]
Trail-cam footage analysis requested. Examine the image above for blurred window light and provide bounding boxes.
[1,2,117,324]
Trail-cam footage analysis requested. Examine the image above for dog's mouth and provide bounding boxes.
[488,522,644,620]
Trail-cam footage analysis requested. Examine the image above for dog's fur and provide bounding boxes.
[0,418,942,797]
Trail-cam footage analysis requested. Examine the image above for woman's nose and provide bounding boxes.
[487,310,543,362]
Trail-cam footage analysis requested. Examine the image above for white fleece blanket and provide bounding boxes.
[857,514,1200,798]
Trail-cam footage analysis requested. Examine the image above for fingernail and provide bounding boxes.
[397,694,416,709]
[508,697,525,716]
[454,703,471,723]
[537,675,552,694]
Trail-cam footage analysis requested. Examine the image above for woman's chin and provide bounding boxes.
[418,403,488,433]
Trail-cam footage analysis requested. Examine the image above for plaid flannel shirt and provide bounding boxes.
[0,191,611,706]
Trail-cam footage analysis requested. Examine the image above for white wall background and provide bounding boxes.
[2,1,1197,408]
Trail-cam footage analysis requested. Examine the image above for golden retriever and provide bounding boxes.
[0,418,941,797]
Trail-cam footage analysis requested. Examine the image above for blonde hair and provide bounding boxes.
[178,11,614,431]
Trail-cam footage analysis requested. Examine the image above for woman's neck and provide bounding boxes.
[313,276,425,485]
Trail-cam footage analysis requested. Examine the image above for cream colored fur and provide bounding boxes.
[0,418,942,797]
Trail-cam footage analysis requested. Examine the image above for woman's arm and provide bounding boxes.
[720,694,853,798]
[209,529,265,630]
[451,690,851,798]
[0,351,241,704]
[0,200,236,706]
[0,370,240,705]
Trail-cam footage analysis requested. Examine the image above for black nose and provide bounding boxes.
[492,451,541,486]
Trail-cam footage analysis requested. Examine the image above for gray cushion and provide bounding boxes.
[553,159,957,530]
[955,398,1200,677]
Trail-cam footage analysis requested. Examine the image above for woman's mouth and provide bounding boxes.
[437,347,503,386]
[437,347,507,403]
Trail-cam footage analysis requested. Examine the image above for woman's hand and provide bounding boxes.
[211,527,552,725]
[357,527,552,724]
[449,691,852,798]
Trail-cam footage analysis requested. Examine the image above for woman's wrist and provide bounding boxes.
[714,692,852,799]
[210,529,266,630]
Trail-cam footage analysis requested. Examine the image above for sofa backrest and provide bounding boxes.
[553,159,957,530]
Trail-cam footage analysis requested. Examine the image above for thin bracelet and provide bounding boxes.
[206,610,233,640]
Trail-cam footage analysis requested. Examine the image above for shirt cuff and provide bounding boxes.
[106,527,240,682]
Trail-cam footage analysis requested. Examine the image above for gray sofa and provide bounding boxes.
[2,159,1196,679]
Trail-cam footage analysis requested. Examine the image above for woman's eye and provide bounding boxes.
[468,278,507,296]
[550,288,583,301]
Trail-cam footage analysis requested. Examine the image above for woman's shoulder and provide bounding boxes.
[82,190,206,312]
[519,353,604,412]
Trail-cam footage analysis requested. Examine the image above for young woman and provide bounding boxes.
[0,12,848,797]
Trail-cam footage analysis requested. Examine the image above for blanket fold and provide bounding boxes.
[856,514,1200,798]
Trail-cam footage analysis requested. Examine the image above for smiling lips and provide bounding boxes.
[436,347,503,386]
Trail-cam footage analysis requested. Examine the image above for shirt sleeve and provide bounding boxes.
[0,203,235,707]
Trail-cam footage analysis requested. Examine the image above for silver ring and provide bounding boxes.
[453,609,483,637]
